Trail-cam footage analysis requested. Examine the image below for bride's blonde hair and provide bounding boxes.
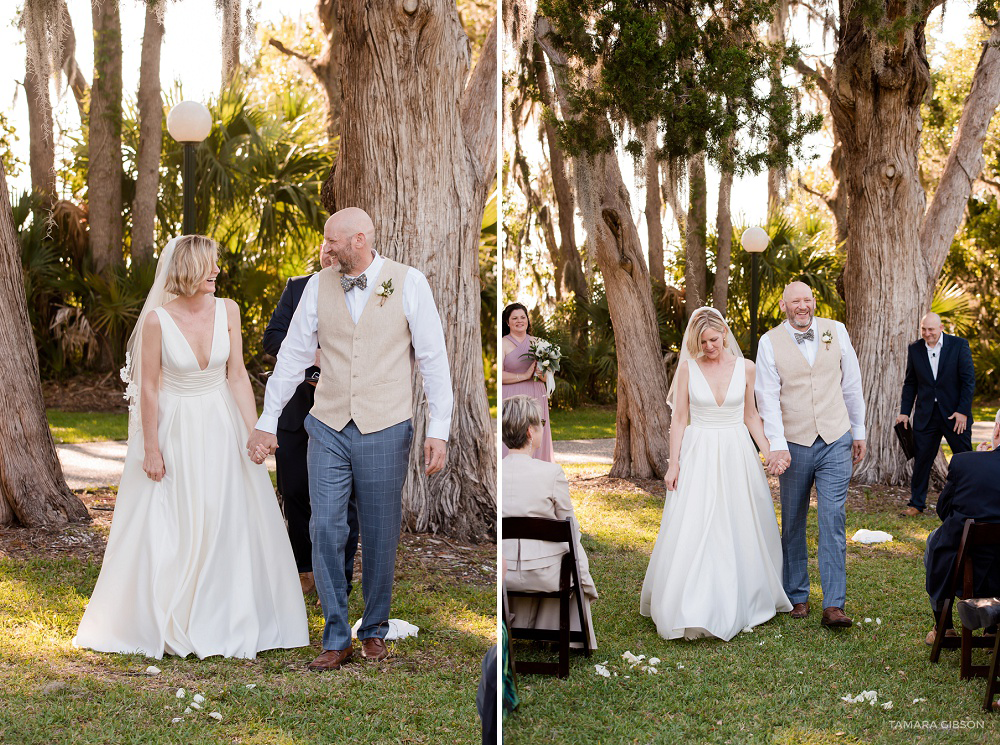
[686,310,731,357]
[165,235,218,297]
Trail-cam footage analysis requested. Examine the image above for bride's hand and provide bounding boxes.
[143,450,165,481]
[664,464,680,492]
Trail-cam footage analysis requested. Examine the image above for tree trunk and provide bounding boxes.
[220,0,242,84]
[131,1,164,264]
[644,122,665,287]
[832,12,932,485]
[0,162,88,528]
[684,152,707,312]
[89,0,123,273]
[714,159,734,316]
[22,0,56,203]
[534,44,587,304]
[268,0,342,140]
[322,4,496,540]
[766,0,789,208]
[56,0,90,122]
[538,23,671,479]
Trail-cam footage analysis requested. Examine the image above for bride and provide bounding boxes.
[640,307,791,641]
[73,236,308,659]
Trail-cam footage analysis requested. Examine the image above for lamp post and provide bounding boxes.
[741,226,770,359]
[166,101,212,236]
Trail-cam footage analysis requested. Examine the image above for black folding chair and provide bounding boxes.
[929,520,1000,680]
[503,516,592,679]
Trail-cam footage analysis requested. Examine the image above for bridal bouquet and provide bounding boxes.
[522,338,561,397]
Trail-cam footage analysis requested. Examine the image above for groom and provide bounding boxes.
[248,207,453,669]
[755,282,866,628]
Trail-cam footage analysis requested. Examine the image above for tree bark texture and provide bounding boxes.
[89,0,124,272]
[22,0,57,202]
[684,152,707,312]
[268,0,342,140]
[220,0,242,84]
[0,163,88,528]
[56,0,89,122]
[644,122,665,287]
[713,159,734,316]
[131,1,164,264]
[322,4,496,540]
[534,44,587,304]
[539,24,671,478]
[766,0,789,208]
[832,11,931,485]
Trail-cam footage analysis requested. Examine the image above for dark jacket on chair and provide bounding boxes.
[925,449,1000,607]
[900,334,975,429]
[262,275,318,432]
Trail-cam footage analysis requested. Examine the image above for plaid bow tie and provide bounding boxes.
[794,329,814,344]
[340,274,368,292]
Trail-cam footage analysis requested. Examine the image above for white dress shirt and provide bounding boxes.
[754,319,866,452]
[257,252,453,440]
[926,334,944,380]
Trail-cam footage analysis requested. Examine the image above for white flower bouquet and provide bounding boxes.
[522,338,562,397]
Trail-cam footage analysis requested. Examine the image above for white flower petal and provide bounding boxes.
[189,702,202,711]
[594,664,611,677]
[882,702,893,710]
[184,707,192,714]
[913,698,927,704]
[170,718,183,724]
[209,712,223,721]
[175,688,186,699]
[648,657,661,666]
[864,618,873,623]
[192,694,205,704]
[244,684,257,690]
[876,618,882,625]
[145,666,161,675]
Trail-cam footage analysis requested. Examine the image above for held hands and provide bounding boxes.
[895,414,909,429]
[767,450,791,476]
[246,429,278,465]
[948,412,968,434]
[424,437,447,476]
[143,450,165,481]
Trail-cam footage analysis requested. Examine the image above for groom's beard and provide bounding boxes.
[787,311,813,329]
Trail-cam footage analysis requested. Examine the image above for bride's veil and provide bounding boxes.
[121,237,181,436]
[666,306,744,410]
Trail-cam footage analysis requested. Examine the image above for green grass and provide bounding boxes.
[504,465,1000,744]
[47,411,129,444]
[549,406,617,441]
[0,544,494,743]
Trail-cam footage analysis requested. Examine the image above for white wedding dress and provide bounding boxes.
[640,360,791,641]
[74,299,309,659]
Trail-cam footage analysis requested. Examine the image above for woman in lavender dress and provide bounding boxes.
[501,303,554,461]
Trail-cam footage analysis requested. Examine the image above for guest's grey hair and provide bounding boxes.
[502,394,543,450]
[994,408,1000,425]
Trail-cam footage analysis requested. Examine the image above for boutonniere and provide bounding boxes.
[821,330,833,350]
[376,279,394,306]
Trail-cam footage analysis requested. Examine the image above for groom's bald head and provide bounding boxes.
[323,208,376,275]
[779,281,816,330]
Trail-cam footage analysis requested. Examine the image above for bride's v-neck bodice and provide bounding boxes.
[688,359,744,429]
[154,300,229,395]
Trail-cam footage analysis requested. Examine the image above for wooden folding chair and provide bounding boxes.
[929,520,1000,679]
[957,598,1000,713]
[503,516,593,679]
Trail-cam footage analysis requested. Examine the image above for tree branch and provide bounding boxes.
[267,37,316,67]
[921,24,1000,282]
[461,19,497,190]
[794,57,833,100]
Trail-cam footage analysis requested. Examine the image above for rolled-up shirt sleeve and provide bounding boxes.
[403,270,453,441]
[754,333,788,451]
[836,322,867,441]
[256,275,320,434]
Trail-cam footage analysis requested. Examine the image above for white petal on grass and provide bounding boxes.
[170,718,183,724]
[741,626,754,634]
[175,688,186,699]
[594,664,611,678]
[244,684,257,690]
[864,618,873,623]
[913,698,927,704]
[190,702,202,711]
[876,618,882,625]
[882,702,893,710]
[184,707,192,714]
[145,666,161,675]
[192,694,205,704]
[676,663,684,669]
[648,657,661,666]
[645,666,658,674]
[209,712,223,721]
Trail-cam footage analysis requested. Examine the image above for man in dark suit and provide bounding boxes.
[262,245,359,597]
[923,409,1000,644]
[897,312,975,516]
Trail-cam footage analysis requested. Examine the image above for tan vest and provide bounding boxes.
[766,318,851,446]
[311,259,413,434]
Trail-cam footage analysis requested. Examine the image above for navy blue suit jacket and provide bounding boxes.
[262,275,318,432]
[900,334,975,430]
[925,449,1000,606]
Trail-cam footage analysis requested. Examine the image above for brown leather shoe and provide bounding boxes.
[821,607,853,628]
[924,627,959,646]
[900,506,923,517]
[361,637,389,662]
[789,602,810,619]
[306,647,353,671]
[299,572,316,595]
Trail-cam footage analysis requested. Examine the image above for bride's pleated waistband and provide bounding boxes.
[160,367,227,396]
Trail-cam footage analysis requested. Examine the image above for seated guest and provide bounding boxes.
[924,409,1000,645]
[502,395,598,649]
